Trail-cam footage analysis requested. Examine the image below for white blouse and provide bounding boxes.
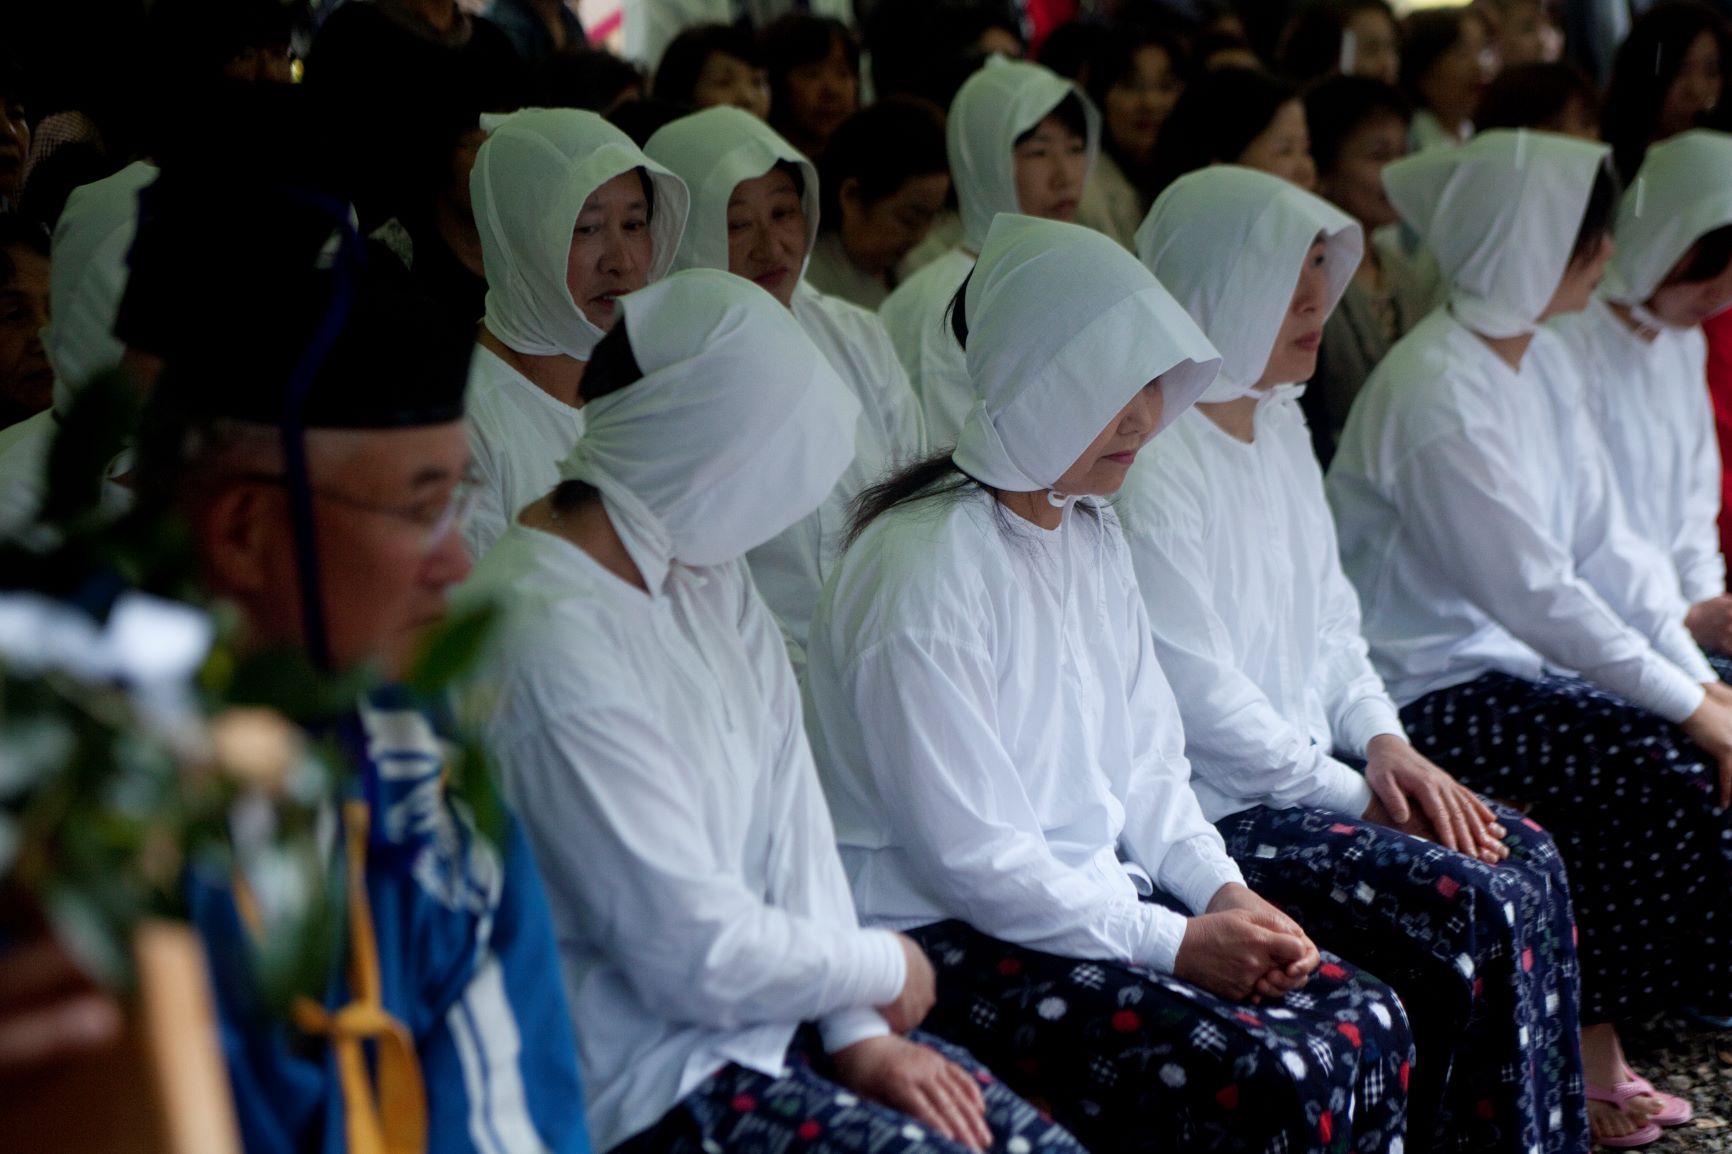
[1327,308,1715,721]
[469,524,906,1151]
[877,248,976,449]
[748,284,926,667]
[462,345,587,559]
[1119,397,1399,823]
[806,488,1245,976]
[1552,296,1725,604]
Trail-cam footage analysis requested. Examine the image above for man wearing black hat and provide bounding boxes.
[122,157,592,1153]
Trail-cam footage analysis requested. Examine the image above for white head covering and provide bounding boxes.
[949,59,1101,253]
[472,108,690,361]
[1382,128,1611,338]
[643,107,821,277]
[954,214,1221,496]
[1605,129,1732,308]
[557,268,860,574]
[1136,166,1361,402]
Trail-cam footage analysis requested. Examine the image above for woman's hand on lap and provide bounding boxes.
[1363,735,1508,862]
[832,1034,992,1151]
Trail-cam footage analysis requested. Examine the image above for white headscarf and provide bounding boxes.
[1136,166,1361,403]
[949,59,1101,253]
[954,214,1221,495]
[472,108,690,361]
[643,107,821,277]
[1382,128,1610,338]
[557,268,860,574]
[1605,129,1732,308]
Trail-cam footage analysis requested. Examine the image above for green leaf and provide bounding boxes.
[404,602,499,699]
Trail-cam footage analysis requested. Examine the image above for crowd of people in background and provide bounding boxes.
[4,0,1732,1152]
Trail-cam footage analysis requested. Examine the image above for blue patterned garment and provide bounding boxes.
[1403,671,1732,1026]
[1217,803,1587,1154]
[188,692,591,1154]
[615,1029,1085,1154]
[904,917,1413,1154]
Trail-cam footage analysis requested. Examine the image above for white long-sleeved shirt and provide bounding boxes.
[1328,308,1715,720]
[877,248,976,449]
[746,284,924,668]
[1552,296,1726,604]
[1119,396,1399,822]
[462,345,587,559]
[806,489,1245,976]
[469,524,906,1151]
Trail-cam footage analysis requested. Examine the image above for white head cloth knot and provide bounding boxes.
[1605,129,1732,308]
[472,108,690,361]
[949,58,1101,253]
[644,106,821,277]
[556,268,859,576]
[952,214,1221,494]
[1381,128,1610,339]
[1136,165,1361,402]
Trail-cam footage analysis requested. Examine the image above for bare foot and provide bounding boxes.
[1589,1098,1659,1144]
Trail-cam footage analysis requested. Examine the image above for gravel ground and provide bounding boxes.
[1618,1017,1732,1150]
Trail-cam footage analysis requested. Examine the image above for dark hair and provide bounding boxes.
[1399,7,1480,105]
[818,97,948,234]
[1014,90,1091,146]
[761,15,859,137]
[1148,66,1296,194]
[16,143,117,232]
[1603,1,1732,181]
[1303,74,1410,176]
[609,97,694,147]
[1038,21,1112,81]
[0,53,28,113]
[0,215,49,292]
[551,320,645,513]
[1193,30,1263,70]
[1668,223,1732,285]
[1277,0,1396,85]
[1475,61,1599,133]
[865,0,1025,108]
[653,23,761,106]
[533,48,645,113]
[1570,163,1620,265]
[1081,22,1193,179]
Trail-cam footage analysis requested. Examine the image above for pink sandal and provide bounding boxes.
[1587,1082,1664,1148]
[1616,1070,1694,1127]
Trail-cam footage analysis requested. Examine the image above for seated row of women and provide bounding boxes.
[398,60,1732,1154]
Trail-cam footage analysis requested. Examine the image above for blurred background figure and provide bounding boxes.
[1476,59,1601,136]
[1400,5,1497,150]
[762,15,861,159]
[1603,0,1729,181]
[808,97,950,309]
[533,46,647,114]
[651,23,770,118]
[488,0,587,65]
[1276,0,1401,86]
[0,216,50,432]
[1076,24,1190,249]
[1475,0,1563,66]
[1150,66,1315,196]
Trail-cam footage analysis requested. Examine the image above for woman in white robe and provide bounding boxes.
[465,269,1084,1154]
[1550,129,1732,678]
[807,214,1413,1154]
[1121,164,1587,1153]
[643,106,923,671]
[1328,128,1732,1146]
[877,59,1098,448]
[463,108,689,558]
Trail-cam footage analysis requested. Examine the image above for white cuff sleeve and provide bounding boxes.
[1310,757,1376,819]
[1133,901,1191,975]
[820,1008,893,1053]
[1631,656,1708,723]
[1336,698,1408,758]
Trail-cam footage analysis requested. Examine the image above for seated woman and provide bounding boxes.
[1329,128,1732,1148]
[645,106,925,668]
[807,214,1414,1154]
[466,269,1083,1154]
[650,23,770,119]
[1398,6,1493,151]
[762,14,861,160]
[1550,130,1732,678]
[1302,75,1442,463]
[1148,66,1317,197]
[1075,25,1189,250]
[464,108,689,557]
[1122,164,1586,1152]
[878,59,1096,448]
[807,98,951,311]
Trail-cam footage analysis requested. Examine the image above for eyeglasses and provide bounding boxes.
[231,469,482,554]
